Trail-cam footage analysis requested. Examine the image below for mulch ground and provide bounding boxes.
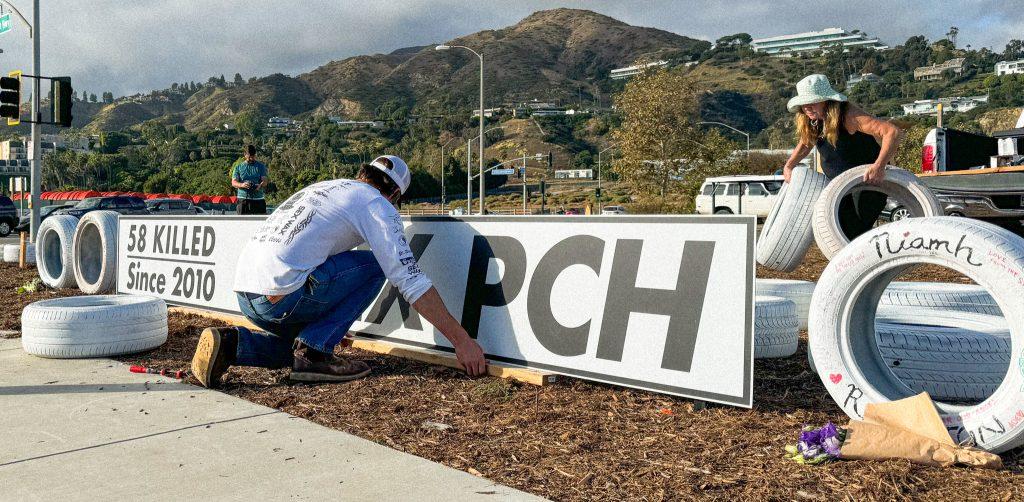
[4,251,1022,500]
[0,263,82,332]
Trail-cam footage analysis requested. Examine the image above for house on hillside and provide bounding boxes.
[913,58,966,81]
[901,95,988,116]
[328,117,384,128]
[751,28,888,56]
[513,101,566,118]
[845,72,880,89]
[471,107,504,118]
[609,60,669,80]
[267,116,293,128]
[995,59,1024,76]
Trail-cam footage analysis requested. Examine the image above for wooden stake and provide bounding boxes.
[18,232,26,269]
[168,306,558,387]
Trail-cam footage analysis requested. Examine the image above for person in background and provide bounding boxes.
[781,74,904,240]
[231,144,268,215]
[191,155,487,387]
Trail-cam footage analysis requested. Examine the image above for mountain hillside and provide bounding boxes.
[82,8,710,132]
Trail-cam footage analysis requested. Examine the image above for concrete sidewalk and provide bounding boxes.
[0,339,542,501]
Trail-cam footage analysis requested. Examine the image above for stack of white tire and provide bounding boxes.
[808,217,1024,453]
[2,243,34,263]
[25,211,167,358]
[754,296,799,359]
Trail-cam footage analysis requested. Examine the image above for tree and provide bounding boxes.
[102,91,114,103]
[612,68,732,203]
[89,93,97,103]
[233,73,244,86]
[715,33,752,47]
[946,26,959,47]
[234,110,264,141]
[1005,40,1024,61]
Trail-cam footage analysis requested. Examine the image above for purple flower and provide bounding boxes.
[795,422,843,461]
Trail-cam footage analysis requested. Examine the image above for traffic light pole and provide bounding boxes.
[29,0,40,240]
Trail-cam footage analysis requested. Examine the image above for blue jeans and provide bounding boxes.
[234,250,386,368]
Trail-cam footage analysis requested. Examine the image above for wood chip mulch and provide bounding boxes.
[4,247,1022,500]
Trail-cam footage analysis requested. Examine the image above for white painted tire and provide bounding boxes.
[21,295,167,358]
[809,216,1024,453]
[755,296,799,359]
[755,279,814,329]
[35,215,79,289]
[756,166,827,271]
[812,166,943,260]
[3,243,34,263]
[880,281,999,316]
[73,210,119,294]
[875,311,1009,402]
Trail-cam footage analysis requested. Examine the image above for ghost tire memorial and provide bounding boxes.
[36,214,80,289]
[21,295,168,358]
[2,243,34,263]
[812,165,943,260]
[753,296,799,359]
[755,279,814,330]
[756,166,827,271]
[72,210,120,294]
[809,217,1024,453]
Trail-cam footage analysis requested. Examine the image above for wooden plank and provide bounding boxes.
[168,306,558,386]
[919,165,1024,177]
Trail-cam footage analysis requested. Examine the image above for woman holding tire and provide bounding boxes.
[781,74,903,240]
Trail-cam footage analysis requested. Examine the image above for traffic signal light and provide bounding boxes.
[0,71,21,125]
[52,77,73,127]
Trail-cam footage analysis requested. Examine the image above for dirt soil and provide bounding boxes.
[0,263,83,332]
[5,253,1023,500]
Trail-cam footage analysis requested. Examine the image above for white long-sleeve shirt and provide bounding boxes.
[233,179,433,303]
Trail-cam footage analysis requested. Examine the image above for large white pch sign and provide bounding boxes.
[118,215,755,407]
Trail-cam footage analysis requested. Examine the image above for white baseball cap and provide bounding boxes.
[369,155,411,194]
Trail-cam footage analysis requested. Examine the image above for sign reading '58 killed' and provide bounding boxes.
[118,215,756,407]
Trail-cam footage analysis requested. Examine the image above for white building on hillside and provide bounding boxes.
[267,116,293,128]
[996,59,1024,76]
[901,95,989,116]
[610,60,669,80]
[751,27,888,56]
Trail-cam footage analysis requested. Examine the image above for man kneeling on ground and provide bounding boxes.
[190,155,487,386]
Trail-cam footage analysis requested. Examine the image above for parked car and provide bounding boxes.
[56,196,149,218]
[145,198,205,215]
[881,196,969,223]
[0,195,18,236]
[15,203,75,232]
[601,205,627,215]
[694,175,784,218]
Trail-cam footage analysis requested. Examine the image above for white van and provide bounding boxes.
[694,175,784,218]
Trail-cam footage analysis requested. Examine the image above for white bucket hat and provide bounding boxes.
[787,74,847,113]
[369,155,411,194]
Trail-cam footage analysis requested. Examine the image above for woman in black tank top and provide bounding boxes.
[781,74,904,240]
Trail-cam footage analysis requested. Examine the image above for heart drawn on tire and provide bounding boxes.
[829,373,842,384]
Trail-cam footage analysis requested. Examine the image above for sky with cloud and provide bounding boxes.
[0,0,1017,97]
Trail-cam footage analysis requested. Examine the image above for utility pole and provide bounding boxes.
[28,0,40,239]
[466,138,472,214]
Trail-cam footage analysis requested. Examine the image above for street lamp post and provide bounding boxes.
[1,1,40,238]
[597,145,616,212]
[436,43,483,214]
[698,121,750,155]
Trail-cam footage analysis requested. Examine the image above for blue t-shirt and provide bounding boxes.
[232,159,268,200]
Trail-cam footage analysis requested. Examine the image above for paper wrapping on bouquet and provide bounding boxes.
[840,393,1002,469]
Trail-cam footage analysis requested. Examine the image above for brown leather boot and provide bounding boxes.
[290,341,371,383]
[191,327,238,388]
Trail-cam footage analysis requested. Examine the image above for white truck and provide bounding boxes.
[915,108,1024,234]
[694,174,784,218]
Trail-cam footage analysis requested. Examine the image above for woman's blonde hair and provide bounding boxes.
[794,100,847,147]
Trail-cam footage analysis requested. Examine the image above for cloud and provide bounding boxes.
[0,0,1017,97]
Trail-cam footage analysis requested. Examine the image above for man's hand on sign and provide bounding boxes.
[454,336,487,376]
